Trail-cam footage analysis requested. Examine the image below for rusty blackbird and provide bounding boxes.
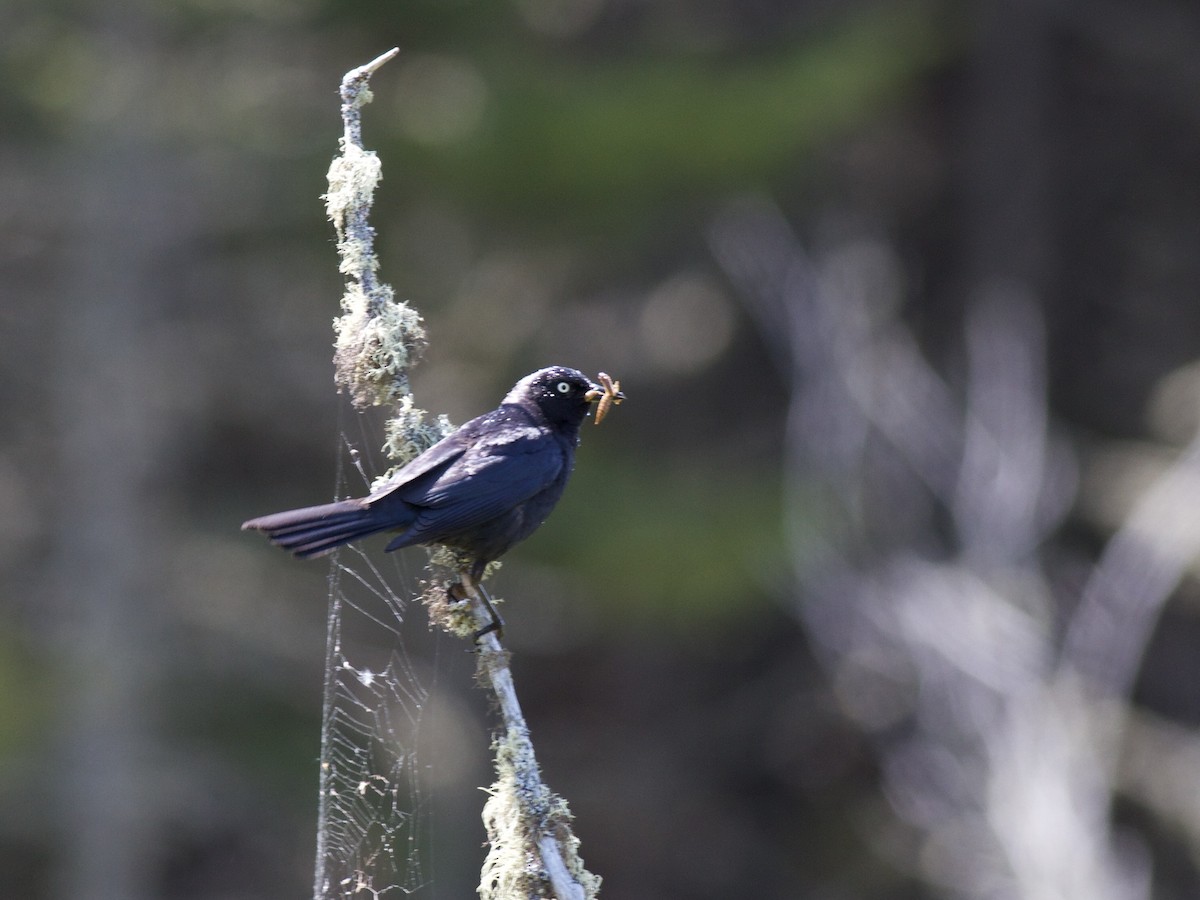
[242,366,621,580]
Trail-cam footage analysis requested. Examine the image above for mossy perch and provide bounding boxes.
[325,48,437,421]
[323,49,599,900]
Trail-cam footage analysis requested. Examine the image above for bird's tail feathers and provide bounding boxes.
[242,499,392,559]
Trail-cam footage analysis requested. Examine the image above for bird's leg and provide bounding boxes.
[471,582,505,641]
[454,572,505,642]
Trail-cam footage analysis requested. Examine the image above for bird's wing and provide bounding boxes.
[402,426,564,536]
[363,417,484,503]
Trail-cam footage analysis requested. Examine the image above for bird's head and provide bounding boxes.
[505,366,624,429]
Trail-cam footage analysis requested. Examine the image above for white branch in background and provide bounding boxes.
[709,196,1192,900]
[1064,432,1200,700]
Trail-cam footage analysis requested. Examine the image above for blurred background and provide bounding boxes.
[5,0,1200,898]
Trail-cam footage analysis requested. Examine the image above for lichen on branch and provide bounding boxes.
[320,48,599,900]
[324,56,439,434]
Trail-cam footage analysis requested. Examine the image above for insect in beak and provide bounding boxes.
[585,371,625,424]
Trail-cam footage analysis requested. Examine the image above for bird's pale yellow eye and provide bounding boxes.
[556,382,571,394]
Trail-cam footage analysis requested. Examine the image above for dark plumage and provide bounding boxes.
[242,366,620,579]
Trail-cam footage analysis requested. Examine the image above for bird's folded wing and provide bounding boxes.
[363,426,475,505]
[402,429,564,534]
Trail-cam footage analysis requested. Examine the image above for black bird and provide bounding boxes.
[242,366,621,581]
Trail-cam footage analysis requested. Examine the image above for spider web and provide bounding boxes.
[311,413,442,900]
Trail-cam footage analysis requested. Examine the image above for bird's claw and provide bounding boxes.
[450,580,505,642]
[472,617,504,641]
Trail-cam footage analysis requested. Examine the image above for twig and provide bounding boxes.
[326,47,432,415]
[463,574,597,900]
[339,48,400,153]
[320,50,598,900]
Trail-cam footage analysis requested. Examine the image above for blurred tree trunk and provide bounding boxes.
[49,9,176,900]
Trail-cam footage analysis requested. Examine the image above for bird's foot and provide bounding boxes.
[450,579,505,642]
